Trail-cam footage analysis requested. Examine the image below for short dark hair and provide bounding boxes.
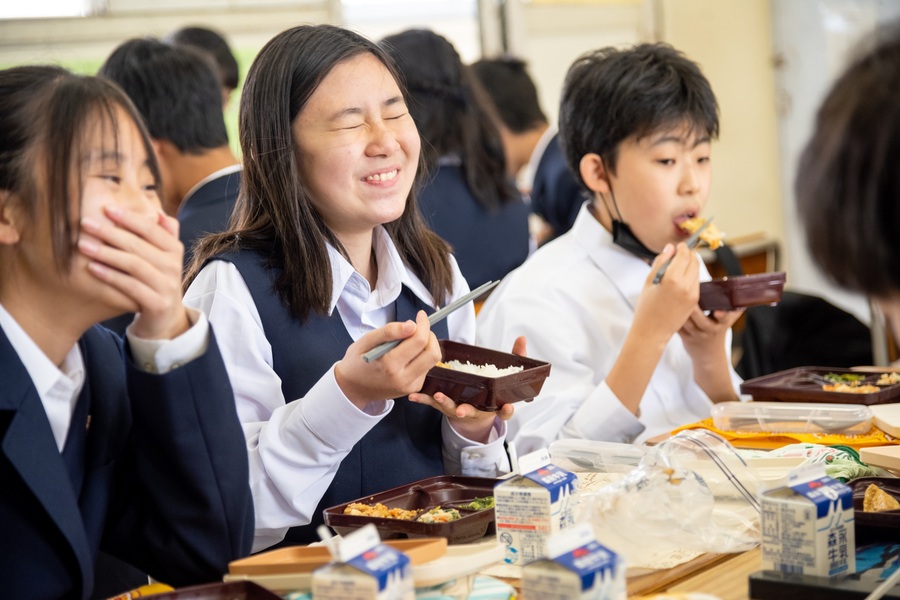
[99,37,229,153]
[381,29,517,210]
[168,25,240,91]
[471,55,547,133]
[559,43,719,186]
[185,24,455,320]
[796,23,900,298]
[0,65,161,271]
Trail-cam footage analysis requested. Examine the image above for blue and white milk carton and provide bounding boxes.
[311,524,414,600]
[760,464,856,577]
[521,523,625,600]
[495,448,578,565]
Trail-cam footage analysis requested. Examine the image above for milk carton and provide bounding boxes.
[521,523,625,600]
[495,448,577,565]
[760,464,855,577]
[311,524,414,600]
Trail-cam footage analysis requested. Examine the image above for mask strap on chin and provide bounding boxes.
[604,189,658,262]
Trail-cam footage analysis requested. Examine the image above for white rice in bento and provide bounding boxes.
[438,360,524,377]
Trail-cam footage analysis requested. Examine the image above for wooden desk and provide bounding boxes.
[658,548,761,600]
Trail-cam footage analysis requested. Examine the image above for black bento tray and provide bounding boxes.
[419,340,551,412]
[851,476,900,535]
[740,367,900,405]
[699,272,786,311]
[323,475,499,544]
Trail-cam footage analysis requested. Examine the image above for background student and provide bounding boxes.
[167,25,240,109]
[471,55,586,245]
[183,24,521,552]
[477,44,743,453]
[381,29,532,290]
[99,38,241,268]
[796,24,900,346]
[0,65,252,599]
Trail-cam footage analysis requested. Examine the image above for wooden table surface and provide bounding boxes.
[635,548,762,600]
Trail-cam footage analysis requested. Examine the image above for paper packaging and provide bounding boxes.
[311,524,414,600]
[760,464,855,577]
[521,523,625,600]
[495,448,577,565]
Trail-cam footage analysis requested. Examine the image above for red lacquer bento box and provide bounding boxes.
[323,475,499,545]
[420,340,551,411]
[699,272,786,311]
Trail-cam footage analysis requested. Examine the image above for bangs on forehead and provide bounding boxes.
[75,99,124,166]
[636,117,714,145]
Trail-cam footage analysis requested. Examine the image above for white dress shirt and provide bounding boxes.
[476,204,743,453]
[0,302,210,452]
[183,226,509,551]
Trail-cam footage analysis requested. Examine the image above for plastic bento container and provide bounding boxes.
[711,401,873,434]
[740,366,900,405]
[420,340,551,411]
[548,439,646,472]
[698,272,786,311]
[322,475,499,544]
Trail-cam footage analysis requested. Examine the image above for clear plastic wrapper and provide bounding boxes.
[549,439,646,473]
[581,430,761,566]
[711,401,873,434]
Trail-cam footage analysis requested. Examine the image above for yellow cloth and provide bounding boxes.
[671,419,900,450]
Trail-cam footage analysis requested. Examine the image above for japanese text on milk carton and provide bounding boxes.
[495,448,577,565]
[760,465,855,578]
[522,523,626,600]
[312,524,414,600]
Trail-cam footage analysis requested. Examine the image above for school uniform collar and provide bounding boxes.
[0,304,85,443]
[177,163,243,215]
[325,226,437,316]
[570,203,650,310]
[522,125,558,192]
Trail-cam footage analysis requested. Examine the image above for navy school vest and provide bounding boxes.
[214,251,448,545]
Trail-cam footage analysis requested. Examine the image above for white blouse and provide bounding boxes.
[184,226,509,551]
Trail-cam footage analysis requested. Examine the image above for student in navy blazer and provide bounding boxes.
[0,66,253,599]
[471,57,587,245]
[99,37,241,268]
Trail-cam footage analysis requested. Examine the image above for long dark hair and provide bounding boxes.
[0,65,161,272]
[185,24,454,320]
[381,29,518,211]
[796,23,900,297]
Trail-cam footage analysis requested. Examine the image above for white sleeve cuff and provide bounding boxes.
[127,307,209,374]
[442,417,510,477]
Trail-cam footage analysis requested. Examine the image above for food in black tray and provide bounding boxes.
[740,366,900,405]
[420,340,551,412]
[323,475,499,544]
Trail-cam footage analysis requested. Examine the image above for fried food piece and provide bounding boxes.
[863,484,900,512]
[679,217,724,249]
[343,502,419,520]
[822,383,881,393]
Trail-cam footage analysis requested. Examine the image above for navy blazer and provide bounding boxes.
[0,325,254,599]
[530,133,587,242]
[179,169,241,268]
[418,164,530,289]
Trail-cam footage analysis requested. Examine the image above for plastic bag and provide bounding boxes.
[581,430,761,566]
